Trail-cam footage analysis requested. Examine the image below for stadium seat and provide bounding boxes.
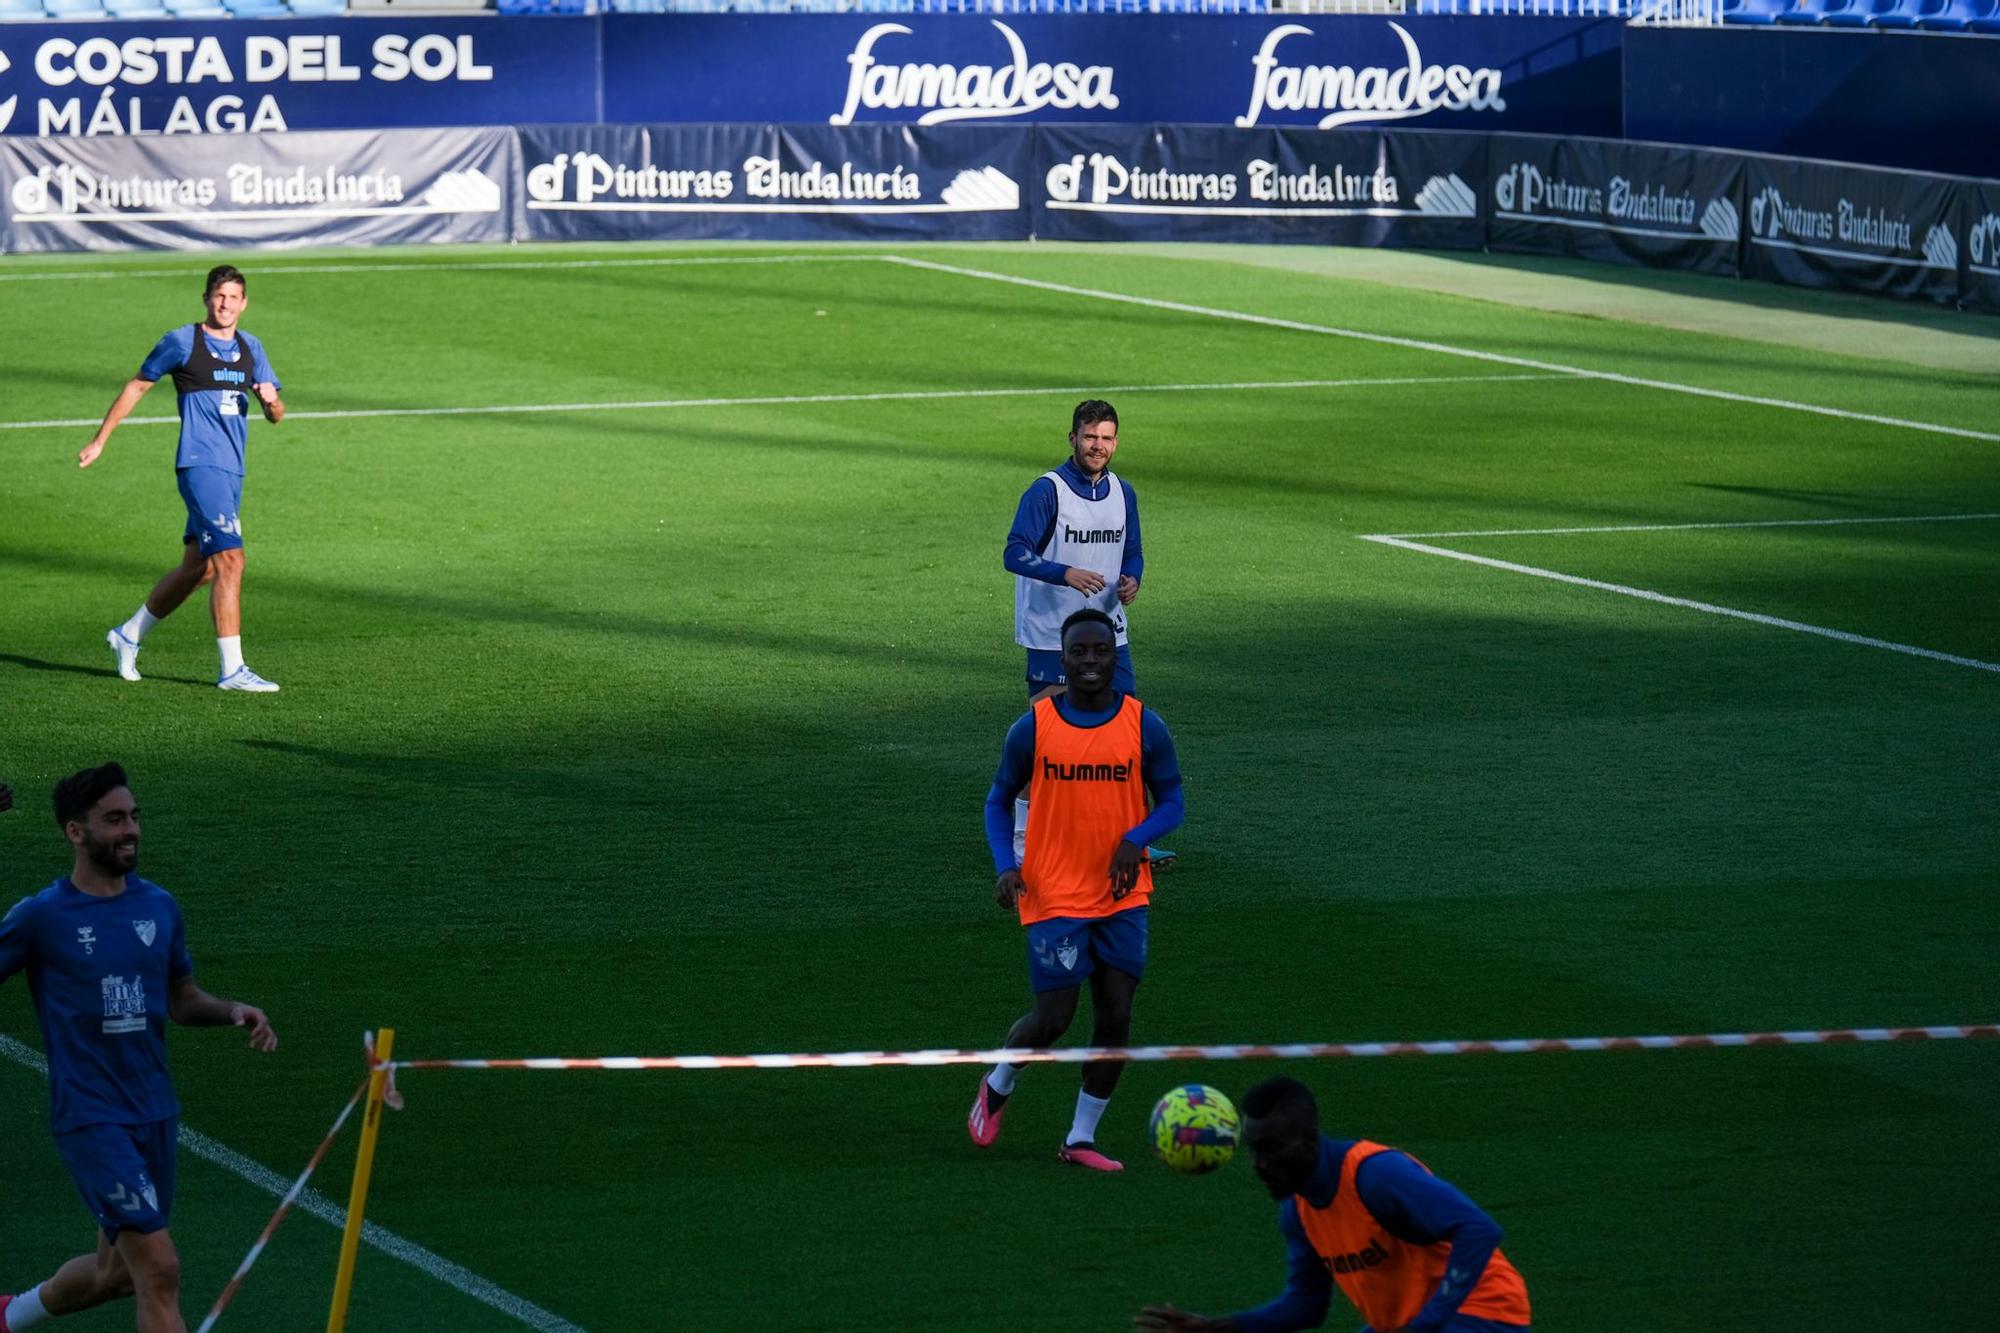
[1722,0,1791,21]
[1774,0,1853,20]
[287,0,348,12]
[163,0,230,14]
[226,0,291,12]
[0,0,44,15]
[1867,0,1928,23]
[1915,0,1993,26]
[43,0,108,15]
[1971,3,2000,25]
[1822,0,1899,21]
[104,0,171,14]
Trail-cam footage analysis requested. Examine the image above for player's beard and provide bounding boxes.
[82,829,138,875]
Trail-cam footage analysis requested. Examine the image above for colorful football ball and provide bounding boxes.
[1149,1084,1239,1175]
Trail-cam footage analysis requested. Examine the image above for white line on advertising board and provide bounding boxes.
[1046,202,1428,218]
[1749,235,1954,272]
[17,204,488,226]
[883,255,2000,445]
[525,201,1004,214]
[1492,210,1728,243]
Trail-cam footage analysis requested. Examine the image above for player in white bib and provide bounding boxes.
[1003,400,1173,868]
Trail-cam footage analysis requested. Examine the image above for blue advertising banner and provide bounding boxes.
[1962,180,2000,316]
[1488,134,1743,277]
[1032,125,1484,249]
[1741,154,1961,307]
[1624,27,2000,181]
[516,123,1031,241]
[0,18,598,138]
[600,15,1622,135]
[0,125,515,252]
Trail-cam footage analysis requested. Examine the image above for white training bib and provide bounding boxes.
[1014,469,1130,650]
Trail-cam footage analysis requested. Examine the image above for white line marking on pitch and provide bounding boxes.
[0,1033,582,1332]
[880,255,2000,446]
[1391,512,2000,539]
[0,254,875,282]
[0,374,1568,432]
[1357,533,2000,674]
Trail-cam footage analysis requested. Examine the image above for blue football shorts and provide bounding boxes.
[177,466,245,554]
[53,1116,178,1240]
[1024,643,1135,699]
[1025,906,1148,993]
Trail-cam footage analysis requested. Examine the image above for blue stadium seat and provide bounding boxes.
[1868,0,1928,23]
[1722,0,1791,21]
[1774,0,1853,20]
[1822,0,1898,21]
[43,0,108,15]
[105,0,171,14]
[1915,0,1992,26]
[0,0,44,15]
[1971,2,2000,25]
[226,0,290,13]
[287,0,348,12]
[163,0,229,14]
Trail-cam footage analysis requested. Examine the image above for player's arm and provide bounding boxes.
[167,974,278,1052]
[250,337,284,423]
[1111,708,1184,895]
[1354,1153,1504,1333]
[1005,478,1102,593]
[78,378,158,468]
[0,895,39,987]
[984,711,1037,907]
[1117,478,1144,606]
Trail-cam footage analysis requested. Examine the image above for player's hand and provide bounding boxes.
[1109,840,1145,899]
[1064,567,1107,596]
[1134,1305,1223,1331]
[1117,575,1140,606]
[994,870,1026,911]
[78,439,106,468]
[254,381,279,405]
[232,1004,279,1053]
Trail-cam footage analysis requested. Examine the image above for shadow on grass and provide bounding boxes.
[0,651,210,688]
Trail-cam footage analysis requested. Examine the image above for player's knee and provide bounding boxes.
[130,1247,180,1299]
[93,1256,134,1301]
[209,547,244,572]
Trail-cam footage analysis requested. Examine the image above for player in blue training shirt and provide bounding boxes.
[0,764,278,1333]
[81,264,286,693]
[1005,400,1174,869]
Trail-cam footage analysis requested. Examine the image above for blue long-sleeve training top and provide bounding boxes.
[1232,1136,1516,1333]
[981,693,1183,873]
[1003,458,1145,586]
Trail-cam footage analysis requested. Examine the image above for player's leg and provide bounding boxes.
[175,467,274,691]
[971,918,1089,1147]
[1058,909,1146,1170]
[17,1232,136,1322]
[112,1229,184,1333]
[108,541,205,682]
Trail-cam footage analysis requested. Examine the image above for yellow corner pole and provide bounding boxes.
[327,1027,395,1333]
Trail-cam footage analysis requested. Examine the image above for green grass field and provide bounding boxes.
[2,243,1997,1331]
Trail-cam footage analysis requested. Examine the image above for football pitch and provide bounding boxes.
[2,242,1997,1330]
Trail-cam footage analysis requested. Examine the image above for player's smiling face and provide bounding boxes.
[1062,622,1117,693]
[73,787,141,876]
[205,280,247,333]
[1069,419,1118,477]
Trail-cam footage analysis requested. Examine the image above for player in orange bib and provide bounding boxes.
[1137,1078,1531,1333]
[967,609,1185,1172]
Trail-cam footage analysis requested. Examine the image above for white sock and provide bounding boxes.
[1012,797,1030,865]
[987,1062,1019,1097]
[218,635,244,676]
[120,605,160,644]
[1066,1091,1110,1147]
[5,1284,51,1330]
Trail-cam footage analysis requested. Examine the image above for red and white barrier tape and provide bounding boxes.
[195,1080,368,1333]
[384,1023,1999,1074]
